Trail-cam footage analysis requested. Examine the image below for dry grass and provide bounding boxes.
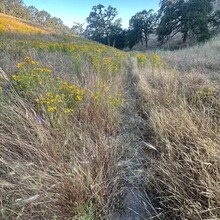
[0,69,125,219]
[0,13,52,34]
[0,31,128,218]
[135,45,220,219]
[158,35,220,80]
[1,18,220,219]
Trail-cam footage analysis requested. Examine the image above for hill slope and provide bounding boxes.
[0,16,159,219]
[0,13,53,34]
[0,14,220,220]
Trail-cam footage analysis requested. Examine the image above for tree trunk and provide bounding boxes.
[140,38,143,46]
[113,38,115,48]
[182,32,188,43]
[145,38,148,48]
[144,32,148,48]
[107,36,110,46]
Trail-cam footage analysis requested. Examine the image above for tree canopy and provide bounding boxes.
[157,0,219,43]
[1,1,220,49]
[129,9,156,48]
[84,4,124,48]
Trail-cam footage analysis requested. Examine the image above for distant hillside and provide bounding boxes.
[0,13,53,34]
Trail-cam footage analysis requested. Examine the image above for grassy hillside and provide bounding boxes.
[158,35,220,71]
[0,13,220,220]
[135,37,220,219]
[0,13,53,34]
[0,15,156,219]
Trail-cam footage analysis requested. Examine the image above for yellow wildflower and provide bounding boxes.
[47,92,53,97]
[76,95,82,101]
[104,87,109,92]
[17,62,24,69]
[64,108,73,113]
[48,106,57,112]
[55,94,62,103]
[25,57,32,64]
[31,60,39,65]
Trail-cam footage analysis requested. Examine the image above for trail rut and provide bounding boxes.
[109,60,159,220]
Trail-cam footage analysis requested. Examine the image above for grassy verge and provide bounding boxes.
[135,42,220,219]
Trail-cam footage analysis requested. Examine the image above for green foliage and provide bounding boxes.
[129,9,156,48]
[126,29,138,49]
[27,5,38,22]
[84,4,124,48]
[71,22,85,36]
[209,10,220,31]
[157,0,216,44]
[0,0,29,19]
[112,29,127,49]
[77,202,95,220]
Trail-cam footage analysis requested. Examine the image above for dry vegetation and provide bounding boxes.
[0,80,125,219]
[0,13,52,34]
[1,14,220,220]
[0,17,129,219]
[158,35,220,78]
[135,37,220,219]
[0,15,157,219]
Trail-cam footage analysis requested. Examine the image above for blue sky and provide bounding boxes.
[23,0,160,28]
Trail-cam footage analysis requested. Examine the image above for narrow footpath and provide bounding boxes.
[110,59,159,220]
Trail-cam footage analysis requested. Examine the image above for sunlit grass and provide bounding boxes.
[0,13,52,34]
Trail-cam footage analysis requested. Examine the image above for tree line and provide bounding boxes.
[1,0,220,49]
[83,0,220,49]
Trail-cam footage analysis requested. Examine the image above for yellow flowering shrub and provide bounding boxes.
[131,52,164,69]
[150,53,164,67]
[7,39,127,76]
[12,57,51,93]
[12,57,85,116]
[136,53,148,68]
[198,86,216,97]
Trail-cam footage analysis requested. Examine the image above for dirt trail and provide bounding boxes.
[110,60,159,220]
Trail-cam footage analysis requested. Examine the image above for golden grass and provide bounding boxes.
[135,52,220,219]
[0,13,52,34]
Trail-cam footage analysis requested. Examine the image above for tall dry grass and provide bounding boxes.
[0,75,125,219]
[158,35,220,80]
[0,46,126,219]
[135,52,220,219]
